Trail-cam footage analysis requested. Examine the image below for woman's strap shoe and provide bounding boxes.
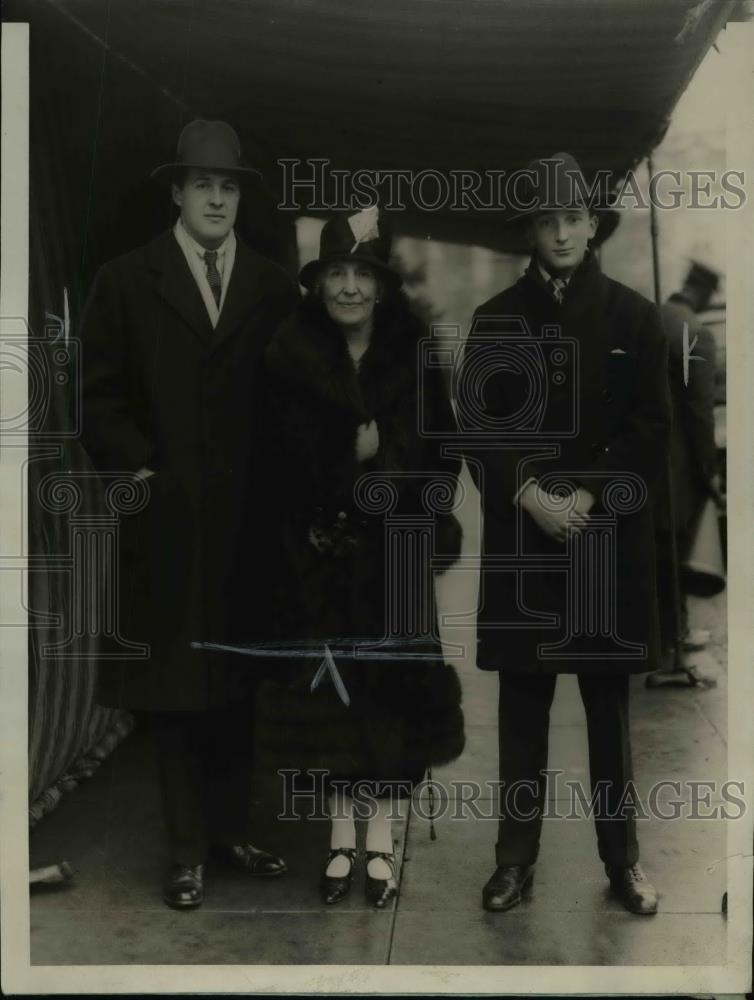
[320,846,357,905]
[364,850,398,909]
[163,863,204,910]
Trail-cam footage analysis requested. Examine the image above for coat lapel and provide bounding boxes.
[209,239,266,354]
[146,231,214,343]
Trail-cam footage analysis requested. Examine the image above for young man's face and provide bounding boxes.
[171,168,240,249]
[526,208,598,277]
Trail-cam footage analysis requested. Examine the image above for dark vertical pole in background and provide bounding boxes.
[648,154,683,672]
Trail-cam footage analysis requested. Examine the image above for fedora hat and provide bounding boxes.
[507,151,613,218]
[151,119,261,183]
[505,150,618,247]
[299,206,401,291]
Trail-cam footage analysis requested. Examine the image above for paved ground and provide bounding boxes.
[29,469,729,966]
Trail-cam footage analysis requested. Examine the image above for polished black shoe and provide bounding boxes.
[606,863,658,915]
[163,863,204,910]
[364,850,398,909]
[210,842,287,877]
[320,847,357,905]
[482,864,534,912]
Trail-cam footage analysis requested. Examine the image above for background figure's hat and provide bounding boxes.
[684,259,721,297]
[299,206,401,290]
[151,120,262,182]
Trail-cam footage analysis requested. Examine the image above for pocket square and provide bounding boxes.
[610,348,628,355]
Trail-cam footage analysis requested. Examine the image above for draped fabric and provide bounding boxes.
[25,17,136,827]
[26,335,135,827]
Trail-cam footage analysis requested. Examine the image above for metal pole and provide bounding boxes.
[648,154,662,303]
[647,155,684,673]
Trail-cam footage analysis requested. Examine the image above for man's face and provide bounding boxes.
[526,208,598,276]
[171,168,240,249]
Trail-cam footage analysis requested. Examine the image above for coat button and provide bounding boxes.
[315,506,323,514]
[337,511,347,520]
[602,389,613,403]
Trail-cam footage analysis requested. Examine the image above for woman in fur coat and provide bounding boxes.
[251,207,465,907]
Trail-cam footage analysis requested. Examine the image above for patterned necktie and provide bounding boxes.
[203,250,222,308]
[549,276,567,304]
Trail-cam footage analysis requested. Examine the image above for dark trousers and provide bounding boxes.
[496,672,638,869]
[151,692,257,866]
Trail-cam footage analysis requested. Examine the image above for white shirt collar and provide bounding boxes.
[173,218,237,327]
[537,261,571,287]
[177,217,230,261]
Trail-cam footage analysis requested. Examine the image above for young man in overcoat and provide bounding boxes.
[459,152,670,915]
[80,120,298,909]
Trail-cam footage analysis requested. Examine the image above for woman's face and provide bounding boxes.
[319,260,379,330]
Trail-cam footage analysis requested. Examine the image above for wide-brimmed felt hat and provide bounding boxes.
[299,207,402,291]
[151,119,262,183]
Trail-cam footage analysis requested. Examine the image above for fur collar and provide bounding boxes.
[265,294,425,420]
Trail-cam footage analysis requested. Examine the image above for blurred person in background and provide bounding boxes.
[654,260,722,672]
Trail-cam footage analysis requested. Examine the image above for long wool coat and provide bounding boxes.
[460,252,671,675]
[80,230,297,711]
[660,294,718,534]
[248,295,465,782]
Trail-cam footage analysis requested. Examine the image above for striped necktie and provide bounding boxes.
[203,250,222,308]
[548,276,567,304]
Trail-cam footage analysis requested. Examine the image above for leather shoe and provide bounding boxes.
[163,863,204,910]
[482,864,534,912]
[606,863,658,915]
[364,850,399,909]
[320,846,357,905]
[210,842,287,877]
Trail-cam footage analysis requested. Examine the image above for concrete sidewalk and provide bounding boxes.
[30,472,729,966]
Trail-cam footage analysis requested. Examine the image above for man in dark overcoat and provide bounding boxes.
[80,120,298,908]
[458,153,670,915]
[655,260,721,660]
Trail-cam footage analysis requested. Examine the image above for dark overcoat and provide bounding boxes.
[247,295,465,781]
[459,252,670,675]
[80,229,297,711]
[660,294,718,534]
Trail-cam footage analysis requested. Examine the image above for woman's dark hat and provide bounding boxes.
[299,207,402,290]
[506,150,619,246]
[151,120,262,183]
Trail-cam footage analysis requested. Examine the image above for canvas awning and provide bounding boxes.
[7,0,737,269]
